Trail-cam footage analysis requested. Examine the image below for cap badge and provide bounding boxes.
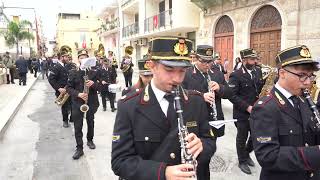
[300,46,311,58]
[174,38,188,56]
[144,62,150,70]
[206,49,213,56]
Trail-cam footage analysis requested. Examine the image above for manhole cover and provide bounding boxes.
[209,155,228,172]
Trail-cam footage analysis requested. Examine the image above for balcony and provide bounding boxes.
[190,0,224,10]
[144,9,172,33]
[101,18,119,32]
[122,22,139,38]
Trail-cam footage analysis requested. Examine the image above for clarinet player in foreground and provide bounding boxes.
[111,37,216,180]
[250,45,320,180]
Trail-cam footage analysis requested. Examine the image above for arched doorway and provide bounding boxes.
[214,15,234,76]
[250,5,282,66]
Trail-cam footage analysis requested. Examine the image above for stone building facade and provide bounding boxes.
[196,0,320,72]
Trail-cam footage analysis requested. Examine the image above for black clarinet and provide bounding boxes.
[302,89,320,130]
[172,86,197,178]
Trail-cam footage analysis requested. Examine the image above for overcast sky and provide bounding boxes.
[2,0,117,40]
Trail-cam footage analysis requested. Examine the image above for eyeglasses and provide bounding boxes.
[283,68,316,82]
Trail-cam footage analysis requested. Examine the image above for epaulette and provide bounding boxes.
[254,94,273,107]
[120,88,142,102]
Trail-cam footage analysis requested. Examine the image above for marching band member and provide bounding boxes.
[120,46,134,87]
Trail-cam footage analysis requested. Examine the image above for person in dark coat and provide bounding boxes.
[182,45,232,180]
[99,58,117,112]
[31,58,40,78]
[48,49,73,128]
[250,45,320,180]
[66,49,100,160]
[40,58,49,79]
[112,37,216,180]
[211,53,227,75]
[15,55,28,86]
[183,45,233,137]
[228,48,265,174]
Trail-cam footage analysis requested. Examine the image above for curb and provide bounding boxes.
[0,77,38,139]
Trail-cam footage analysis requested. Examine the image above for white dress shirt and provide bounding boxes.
[275,83,294,107]
[150,79,169,116]
[58,60,64,67]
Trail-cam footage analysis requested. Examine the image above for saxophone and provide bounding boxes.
[173,86,197,179]
[80,70,90,113]
[302,89,320,130]
[55,86,70,106]
[206,71,218,121]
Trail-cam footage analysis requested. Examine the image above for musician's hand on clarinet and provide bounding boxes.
[203,92,215,105]
[165,164,196,180]
[185,133,203,159]
[78,93,88,101]
[102,80,107,85]
[209,81,220,91]
[86,80,94,87]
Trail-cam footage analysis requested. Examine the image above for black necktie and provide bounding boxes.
[164,93,175,128]
[290,96,301,118]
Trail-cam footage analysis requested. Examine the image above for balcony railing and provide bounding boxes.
[144,9,172,33]
[101,18,119,32]
[121,0,133,7]
[122,22,139,38]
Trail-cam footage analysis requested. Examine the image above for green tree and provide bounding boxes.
[1,20,35,55]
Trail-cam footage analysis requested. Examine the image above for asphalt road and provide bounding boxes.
[0,71,261,180]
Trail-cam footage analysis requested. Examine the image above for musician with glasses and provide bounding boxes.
[250,45,320,180]
[112,37,216,180]
[66,49,100,160]
[228,48,265,174]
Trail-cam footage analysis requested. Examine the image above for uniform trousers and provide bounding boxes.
[235,119,253,164]
[61,98,72,122]
[101,90,115,109]
[123,72,132,87]
[18,73,27,85]
[72,105,97,149]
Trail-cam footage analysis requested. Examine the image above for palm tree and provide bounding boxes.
[1,20,35,55]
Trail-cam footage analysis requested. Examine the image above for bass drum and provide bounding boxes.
[108,84,122,93]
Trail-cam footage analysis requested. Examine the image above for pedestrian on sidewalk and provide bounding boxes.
[40,57,49,79]
[66,49,100,160]
[3,52,16,84]
[15,55,28,86]
[31,58,40,78]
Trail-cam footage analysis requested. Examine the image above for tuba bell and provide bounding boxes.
[259,64,278,97]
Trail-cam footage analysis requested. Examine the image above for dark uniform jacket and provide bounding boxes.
[66,69,100,110]
[15,59,28,74]
[98,66,117,93]
[228,65,264,121]
[212,63,227,74]
[111,85,216,180]
[48,62,70,97]
[182,66,233,137]
[250,87,320,180]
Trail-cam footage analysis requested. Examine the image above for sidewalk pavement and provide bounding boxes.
[0,73,38,138]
